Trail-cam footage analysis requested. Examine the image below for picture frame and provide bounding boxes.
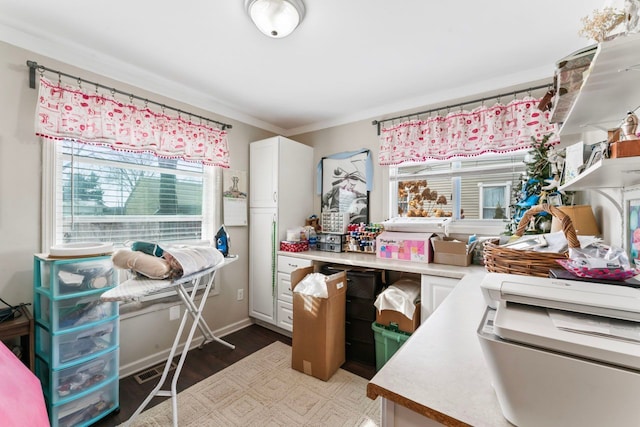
[547,193,562,207]
[623,186,640,262]
[321,151,370,224]
[584,141,608,170]
[563,141,585,185]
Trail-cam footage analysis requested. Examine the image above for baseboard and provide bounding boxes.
[252,318,292,338]
[118,316,254,378]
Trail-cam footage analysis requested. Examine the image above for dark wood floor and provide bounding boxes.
[93,324,376,426]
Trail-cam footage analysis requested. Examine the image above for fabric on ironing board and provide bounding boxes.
[102,246,225,302]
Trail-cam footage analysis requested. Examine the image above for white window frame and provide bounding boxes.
[388,152,526,235]
[478,182,512,220]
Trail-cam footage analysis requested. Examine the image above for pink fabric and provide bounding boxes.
[0,341,49,426]
[35,77,230,167]
[378,97,559,165]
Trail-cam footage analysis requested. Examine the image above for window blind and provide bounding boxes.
[55,141,212,246]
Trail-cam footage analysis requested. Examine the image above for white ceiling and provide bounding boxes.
[0,0,618,135]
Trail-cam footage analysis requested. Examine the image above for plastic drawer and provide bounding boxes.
[36,348,119,404]
[372,322,411,371]
[345,338,376,365]
[345,270,383,299]
[36,292,118,332]
[35,256,116,297]
[320,265,383,299]
[36,319,118,367]
[346,297,377,321]
[50,377,119,427]
[346,317,375,344]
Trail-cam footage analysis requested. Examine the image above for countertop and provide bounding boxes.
[367,269,509,426]
[277,249,469,279]
[279,249,506,425]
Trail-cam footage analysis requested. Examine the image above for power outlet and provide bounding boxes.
[169,305,180,321]
[237,289,244,301]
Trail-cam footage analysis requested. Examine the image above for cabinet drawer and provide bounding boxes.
[346,318,375,344]
[36,256,116,297]
[35,292,118,332]
[50,376,119,427]
[346,297,376,321]
[276,300,293,332]
[37,319,119,367]
[36,348,119,404]
[277,272,293,304]
[277,255,312,275]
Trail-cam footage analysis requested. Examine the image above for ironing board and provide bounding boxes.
[101,255,238,427]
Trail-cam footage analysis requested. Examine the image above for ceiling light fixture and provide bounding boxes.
[245,0,305,38]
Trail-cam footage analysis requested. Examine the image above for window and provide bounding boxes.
[478,182,511,219]
[389,152,526,222]
[43,141,217,250]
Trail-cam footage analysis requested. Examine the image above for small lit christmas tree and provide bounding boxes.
[507,134,571,235]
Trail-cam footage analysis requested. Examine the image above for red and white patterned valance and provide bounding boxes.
[35,77,230,167]
[378,97,559,165]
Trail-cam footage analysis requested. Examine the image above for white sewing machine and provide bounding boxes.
[478,272,640,427]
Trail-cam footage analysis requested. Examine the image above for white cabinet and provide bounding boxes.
[276,255,313,331]
[420,275,459,323]
[249,140,278,208]
[249,136,313,327]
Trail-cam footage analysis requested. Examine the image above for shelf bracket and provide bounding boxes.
[592,188,621,215]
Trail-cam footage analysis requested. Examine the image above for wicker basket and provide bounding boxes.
[483,204,580,277]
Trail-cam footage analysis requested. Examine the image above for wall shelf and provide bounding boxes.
[559,156,640,192]
[557,32,640,137]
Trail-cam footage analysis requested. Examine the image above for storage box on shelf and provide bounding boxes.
[33,254,119,427]
[316,233,348,252]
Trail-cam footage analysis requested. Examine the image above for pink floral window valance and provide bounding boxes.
[35,77,230,167]
[378,97,559,165]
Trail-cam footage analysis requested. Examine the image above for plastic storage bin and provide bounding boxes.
[35,292,117,332]
[36,318,118,366]
[50,376,119,427]
[34,254,120,427]
[372,322,412,371]
[36,347,119,404]
[35,256,116,297]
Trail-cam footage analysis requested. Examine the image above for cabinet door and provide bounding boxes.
[249,138,279,208]
[420,275,459,322]
[249,209,277,324]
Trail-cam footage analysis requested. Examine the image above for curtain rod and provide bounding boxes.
[26,60,232,131]
[371,82,551,135]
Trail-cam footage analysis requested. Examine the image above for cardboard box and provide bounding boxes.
[610,139,640,158]
[291,266,346,381]
[376,303,421,333]
[376,231,433,263]
[431,236,472,266]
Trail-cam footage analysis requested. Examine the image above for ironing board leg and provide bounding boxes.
[124,270,234,426]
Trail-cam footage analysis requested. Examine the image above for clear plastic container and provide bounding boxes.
[36,319,118,367]
[36,292,118,332]
[36,348,119,404]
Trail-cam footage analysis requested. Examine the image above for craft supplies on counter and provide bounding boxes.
[347,223,384,254]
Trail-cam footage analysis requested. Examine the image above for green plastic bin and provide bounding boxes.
[372,322,412,371]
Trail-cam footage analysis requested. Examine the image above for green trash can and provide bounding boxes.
[372,322,412,371]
